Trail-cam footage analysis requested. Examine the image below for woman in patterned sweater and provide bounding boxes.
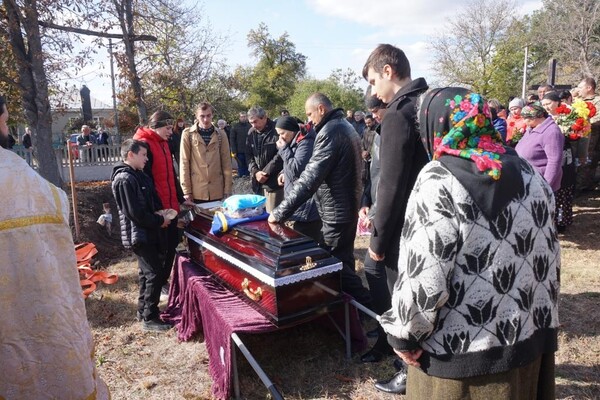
[380,87,560,399]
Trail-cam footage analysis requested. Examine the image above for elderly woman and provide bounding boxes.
[541,92,577,232]
[515,104,564,192]
[274,116,321,241]
[378,87,560,399]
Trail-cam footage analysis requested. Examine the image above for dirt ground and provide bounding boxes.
[74,181,600,400]
[68,181,125,265]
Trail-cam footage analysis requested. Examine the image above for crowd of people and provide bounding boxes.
[108,42,584,398]
[4,39,600,399]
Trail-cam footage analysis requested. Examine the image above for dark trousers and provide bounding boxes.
[577,123,600,190]
[162,220,180,286]
[289,219,322,243]
[133,243,170,320]
[321,219,371,307]
[236,152,249,176]
[364,251,398,352]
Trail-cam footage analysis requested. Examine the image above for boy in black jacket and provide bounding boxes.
[112,139,172,332]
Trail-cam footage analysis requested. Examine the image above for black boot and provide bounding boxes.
[143,318,172,332]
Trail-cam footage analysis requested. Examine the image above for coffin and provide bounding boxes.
[184,203,343,326]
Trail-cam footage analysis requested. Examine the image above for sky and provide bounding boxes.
[74,0,544,106]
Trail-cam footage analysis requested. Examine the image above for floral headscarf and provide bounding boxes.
[419,87,506,180]
[521,103,548,119]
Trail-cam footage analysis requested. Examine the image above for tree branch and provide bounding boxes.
[38,21,157,41]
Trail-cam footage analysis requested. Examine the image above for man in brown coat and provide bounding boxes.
[180,102,232,204]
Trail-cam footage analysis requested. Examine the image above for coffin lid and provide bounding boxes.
[185,202,342,286]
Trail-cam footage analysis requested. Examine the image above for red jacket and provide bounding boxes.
[133,127,180,211]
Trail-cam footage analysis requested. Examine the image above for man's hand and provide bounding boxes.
[255,171,269,183]
[368,247,385,261]
[277,174,284,186]
[183,195,195,206]
[268,214,278,223]
[159,216,170,228]
[394,348,423,368]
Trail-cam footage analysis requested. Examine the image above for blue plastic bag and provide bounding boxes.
[222,194,266,211]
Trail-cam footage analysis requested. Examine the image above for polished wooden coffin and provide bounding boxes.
[184,203,343,326]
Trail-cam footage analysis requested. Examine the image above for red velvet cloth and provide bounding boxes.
[162,253,367,400]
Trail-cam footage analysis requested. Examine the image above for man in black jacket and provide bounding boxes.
[362,43,429,394]
[268,93,371,306]
[22,127,33,166]
[112,139,172,332]
[246,106,284,212]
[231,112,251,177]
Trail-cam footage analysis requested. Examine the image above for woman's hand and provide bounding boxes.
[395,348,423,368]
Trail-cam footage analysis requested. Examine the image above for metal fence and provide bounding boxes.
[12,144,122,167]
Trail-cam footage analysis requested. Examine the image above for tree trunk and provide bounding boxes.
[4,0,62,187]
[118,0,147,123]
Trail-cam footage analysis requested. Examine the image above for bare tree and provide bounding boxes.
[3,0,61,185]
[1,0,158,185]
[534,0,600,80]
[429,0,516,95]
[133,1,227,118]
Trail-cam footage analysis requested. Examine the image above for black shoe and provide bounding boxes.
[143,318,172,332]
[374,370,407,395]
[366,327,379,338]
[360,347,392,363]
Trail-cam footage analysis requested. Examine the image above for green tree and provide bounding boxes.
[243,23,306,116]
[487,16,550,103]
[287,70,364,119]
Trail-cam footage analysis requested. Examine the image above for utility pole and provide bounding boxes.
[109,38,120,144]
[521,45,528,99]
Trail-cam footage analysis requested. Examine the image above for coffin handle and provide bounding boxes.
[241,278,263,302]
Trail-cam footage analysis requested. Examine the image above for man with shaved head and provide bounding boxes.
[269,92,371,306]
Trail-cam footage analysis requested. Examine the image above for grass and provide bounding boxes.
[86,191,600,399]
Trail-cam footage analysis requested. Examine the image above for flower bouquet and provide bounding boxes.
[555,99,597,140]
[509,124,526,145]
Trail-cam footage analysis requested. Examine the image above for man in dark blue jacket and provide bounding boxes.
[268,93,371,307]
[112,139,172,332]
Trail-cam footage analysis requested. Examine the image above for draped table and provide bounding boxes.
[162,252,368,399]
